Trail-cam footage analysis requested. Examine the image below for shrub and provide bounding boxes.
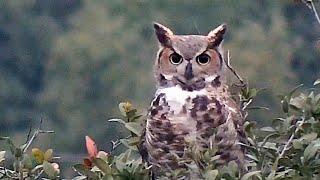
[2,79,320,179]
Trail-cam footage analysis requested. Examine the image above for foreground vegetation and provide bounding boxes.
[1,1,320,179]
[1,78,320,179]
[2,1,320,153]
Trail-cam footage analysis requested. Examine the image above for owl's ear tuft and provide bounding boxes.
[207,23,227,47]
[153,22,174,47]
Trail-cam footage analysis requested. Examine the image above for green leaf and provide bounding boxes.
[92,158,111,174]
[281,98,289,113]
[127,136,140,146]
[73,164,99,180]
[210,155,221,162]
[0,151,5,163]
[260,133,280,149]
[292,140,303,149]
[126,109,137,119]
[32,148,44,164]
[278,157,292,167]
[14,147,22,158]
[288,84,303,98]
[44,149,53,161]
[204,169,218,180]
[260,126,276,132]
[246,154,258,162]
[247,137,256,146]
[108,118,126,124]
[290,93,307,110]
[301,133,317,143]
[120,138,139,151]
[22,154,33,169]
[274,169,293,179]
[304,141,320,161]
[241,171,261,180]
[314,79,320,86]
[119,102,133,117]
[71,176,87,180]
[244,121,255,136]
[125,122,142,136]
[0,136,16,155]
[132,115,143,121]
[228,161,239,177]
[97,151,109,162]
[259,142,277,151]
[248,88,258,98]
[43,161,58,179]
[102,175,114,180]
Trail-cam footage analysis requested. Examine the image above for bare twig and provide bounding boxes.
[25,120,33,144]
[279,116,305,159]
[224,50,246,87]
[269,116,306,176]
[22,119,54,153]
[311,0,320,25]
[109,135,132,154]
[33,169,44,180]
[110,140,122,152]
[302,0,320,25]
[192,20,201,34]
[3,167,17,179]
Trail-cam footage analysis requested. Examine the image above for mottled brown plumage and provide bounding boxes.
[140,23,246,179]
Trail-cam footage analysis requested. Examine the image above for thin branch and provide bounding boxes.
[3,167,18,179]
[192,20,201,34]
[224,50,246,87]
[110,140,122,153]
[242,99,253,111]
[278,116,305,159]
[311,0,320,25]
[303,0,320,25]
[33,169,44,180]
[22,119,54,153]
[109,135,132,154]
[25,120,33,144]
[269,116,306,175]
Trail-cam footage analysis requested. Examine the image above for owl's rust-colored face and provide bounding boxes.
[153,23,226,90]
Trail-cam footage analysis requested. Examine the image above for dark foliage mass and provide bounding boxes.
[2,80,320,179]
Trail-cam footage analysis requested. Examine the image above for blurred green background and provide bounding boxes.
[0,0,319,168]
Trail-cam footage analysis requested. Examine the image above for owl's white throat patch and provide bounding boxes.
[205,75,219,83]
[155,85,207,113]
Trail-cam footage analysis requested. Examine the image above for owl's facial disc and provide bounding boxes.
[153,22,227,90]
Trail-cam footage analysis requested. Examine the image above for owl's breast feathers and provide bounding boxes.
[140,85,246,175]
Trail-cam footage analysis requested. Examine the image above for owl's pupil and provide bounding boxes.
[169,53,183,65]
[197,54,210,65]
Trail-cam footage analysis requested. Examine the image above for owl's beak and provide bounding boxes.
[184,63,194,81]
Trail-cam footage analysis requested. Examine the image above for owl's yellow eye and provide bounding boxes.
[169,53,183,65]
[196,54,211,65]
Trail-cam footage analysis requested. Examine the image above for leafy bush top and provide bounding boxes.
[1,79,320,179]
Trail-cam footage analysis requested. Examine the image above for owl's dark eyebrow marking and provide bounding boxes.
[170,47,183,57]
[157,49,164,64]
[157,50,164,60]
[157,48,181,63]
[198,49,208,56]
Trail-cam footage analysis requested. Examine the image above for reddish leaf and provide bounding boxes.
[83,158,93,168]
[85,136,98,159]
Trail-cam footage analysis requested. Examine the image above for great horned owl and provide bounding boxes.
[139,23,246,178]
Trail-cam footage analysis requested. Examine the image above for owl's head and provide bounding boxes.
[153,22,226,91]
